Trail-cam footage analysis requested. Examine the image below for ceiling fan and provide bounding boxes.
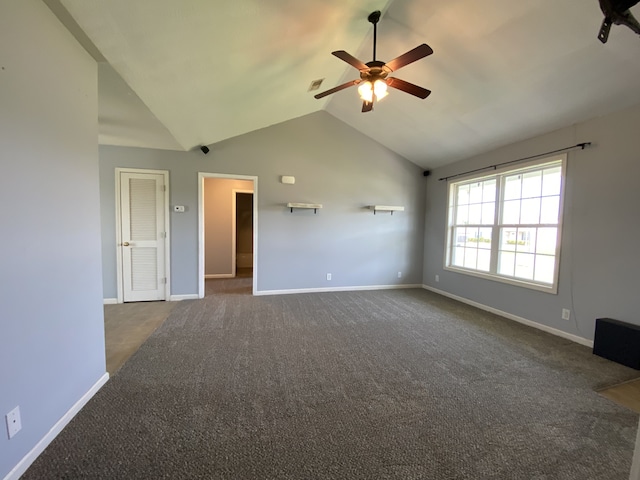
[314,10,433,113]
[597,0,640,43]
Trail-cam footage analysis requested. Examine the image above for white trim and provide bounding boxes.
[199,173,258,299]
[422,285,593,347]
[232,189,254,278]
[169,294,200,301]
[443,155,566,295]
[205,274,234,279]
[2,373,109,480]
[254,284,422,297]
[114,168,171,303]
[103,298,118,305]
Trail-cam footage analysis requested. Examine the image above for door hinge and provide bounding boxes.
[161,277,167,284]
[160,232,167,239]
[161,185,167,192]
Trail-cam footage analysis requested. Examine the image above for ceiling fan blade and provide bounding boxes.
[314,79,360,99]
[332,50,369,71]
[386,77,431,99]
[384,44,433,72]
[362,100,374,113]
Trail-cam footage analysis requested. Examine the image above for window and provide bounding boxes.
[445,155,565,293]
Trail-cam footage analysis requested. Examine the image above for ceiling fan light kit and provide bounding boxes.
[314,10,433,112]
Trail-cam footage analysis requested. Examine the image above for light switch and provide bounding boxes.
[173,205,185,213]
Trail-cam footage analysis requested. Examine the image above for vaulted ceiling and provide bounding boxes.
[46,0,640,169]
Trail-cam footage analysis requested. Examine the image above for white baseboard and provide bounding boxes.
[205,274,234,279]
[169,294,200,301]
[421,285,593,348]
[103,298,118,305]
[254,284,422,297]
[3,372,109,480]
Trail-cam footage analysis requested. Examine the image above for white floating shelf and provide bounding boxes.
[369,205,405,215]
[287,202,323,213]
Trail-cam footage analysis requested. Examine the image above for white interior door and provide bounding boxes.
[119,171,167,302]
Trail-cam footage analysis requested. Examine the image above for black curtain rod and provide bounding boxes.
[438,142,592,182]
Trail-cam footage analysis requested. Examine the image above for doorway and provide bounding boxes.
[198,173,258,298]
[233,190,254,279]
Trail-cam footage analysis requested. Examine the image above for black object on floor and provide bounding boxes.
[593,317,640,369]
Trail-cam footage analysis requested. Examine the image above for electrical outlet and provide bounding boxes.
[326,273,332,281]
[6,406,21,439]
[562,308,571,321]
[435,274,440,283]
[397,271,402,278]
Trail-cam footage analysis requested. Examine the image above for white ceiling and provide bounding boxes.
[50,0,640,169]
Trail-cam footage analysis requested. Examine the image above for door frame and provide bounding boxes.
[115,167,171,303]
[198,172,258,298]
[232,189,254,278]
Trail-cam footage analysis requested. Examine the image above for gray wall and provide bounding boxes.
[423,102,640,341]
[204,178,253,276]
[0,2,105,477]
[99,111,426,296]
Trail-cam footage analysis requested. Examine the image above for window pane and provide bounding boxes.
[466,227,480,243]
[478,227,492,249]
[515,253,534,280]
[457,184,470,205]
[504,175,521,200]
[468,204,482,224]
[520,198,541,224]
[542,167,562,196]
[500,228,517,251]
[482,180,496,202]
[498,251,515,276]
[536,228,557,255]
[477,249,491,271]
[502,200,520,224]
[534,255,555,284]
[516,228,536,253]
[481,202,495,224]
[522,171,542,198]
[454,227,467,245]
[464,248,477,269]
[452,246,464,267]
[540,196,560,224]
[456,204,469,225]
[469,182,483,204]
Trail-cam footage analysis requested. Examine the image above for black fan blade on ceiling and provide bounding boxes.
[384,44,433,72]
[362,100,373,113]
[332,50,369,71]
[314,79,360,99]
[386,77,431,99]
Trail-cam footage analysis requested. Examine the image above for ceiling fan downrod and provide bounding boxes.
[368,10,381,61]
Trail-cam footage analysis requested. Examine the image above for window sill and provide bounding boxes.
[444,265,558,294]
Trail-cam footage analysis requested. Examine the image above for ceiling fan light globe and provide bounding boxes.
[358,81,374,102]
[373,79,388,100]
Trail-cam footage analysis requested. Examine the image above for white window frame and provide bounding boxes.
[444,154,566,294]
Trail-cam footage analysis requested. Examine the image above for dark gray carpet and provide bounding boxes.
[24,283,639,479]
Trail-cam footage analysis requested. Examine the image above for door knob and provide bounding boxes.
[123,242,130,246]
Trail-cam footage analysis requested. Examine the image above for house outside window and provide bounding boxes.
[445,154,566,293]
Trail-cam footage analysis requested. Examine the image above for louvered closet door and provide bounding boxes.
[120,172,166,302]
